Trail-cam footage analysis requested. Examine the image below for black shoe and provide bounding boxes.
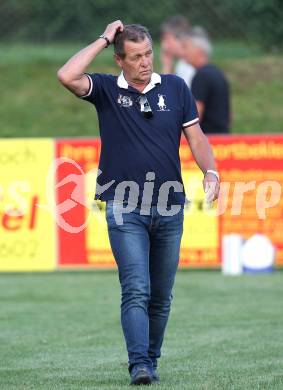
[152,368,160,382]
[130,366,152,386]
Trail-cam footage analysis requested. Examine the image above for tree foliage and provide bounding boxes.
[1,0,282,50]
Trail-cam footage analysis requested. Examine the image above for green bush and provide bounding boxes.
[1,0,283,50]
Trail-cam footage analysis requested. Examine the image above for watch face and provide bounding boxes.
[99,35,109,46]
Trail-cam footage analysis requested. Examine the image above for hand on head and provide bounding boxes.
[103,20,124,44]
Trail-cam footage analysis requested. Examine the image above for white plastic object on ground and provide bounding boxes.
[242,234,275,272]
[222,234,243,275]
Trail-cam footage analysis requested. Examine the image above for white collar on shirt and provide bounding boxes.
[117,71,161,94]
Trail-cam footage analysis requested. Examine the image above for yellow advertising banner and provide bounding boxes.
[2,135,283,271]
[0,139,56,271]
[181,168,219,268]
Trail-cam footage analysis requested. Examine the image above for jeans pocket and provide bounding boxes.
[106,200,124,225]
[105,200,114,220]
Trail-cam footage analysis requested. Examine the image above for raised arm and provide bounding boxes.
[57,20,124,97]
[182,122,220,202]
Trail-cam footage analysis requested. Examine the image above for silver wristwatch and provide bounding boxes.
[99,34,111,48]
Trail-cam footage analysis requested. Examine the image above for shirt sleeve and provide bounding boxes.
[181,79,199,128]
[191,71,209,103]
[79,73,103,105]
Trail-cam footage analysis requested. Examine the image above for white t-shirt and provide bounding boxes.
[175,60,195,88]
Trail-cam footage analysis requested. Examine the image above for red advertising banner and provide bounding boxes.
[214,135,283,266]
[56,139,101,266]
[56,135,283,269]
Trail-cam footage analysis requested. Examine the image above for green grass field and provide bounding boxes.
[1,270,283,389]
[1,42,282,138]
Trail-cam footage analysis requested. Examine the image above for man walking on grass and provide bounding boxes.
[57,20,219,386]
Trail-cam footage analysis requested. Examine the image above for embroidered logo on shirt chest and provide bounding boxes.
[157,94,170,111]
[117,94,133,107]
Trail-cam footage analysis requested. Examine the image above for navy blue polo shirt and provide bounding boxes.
[80,72,199,207]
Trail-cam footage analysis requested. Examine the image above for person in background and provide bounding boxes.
[160,15,195,87]
[181,27,231,134]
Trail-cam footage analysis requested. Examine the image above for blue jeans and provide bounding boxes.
[105,200,184,373]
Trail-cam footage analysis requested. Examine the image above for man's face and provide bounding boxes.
[181,38,198,66]
[161,33,183,57]
[115,37,153,84]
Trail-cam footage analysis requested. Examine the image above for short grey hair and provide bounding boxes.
[114,24,152,58]
[182,26,213,57]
